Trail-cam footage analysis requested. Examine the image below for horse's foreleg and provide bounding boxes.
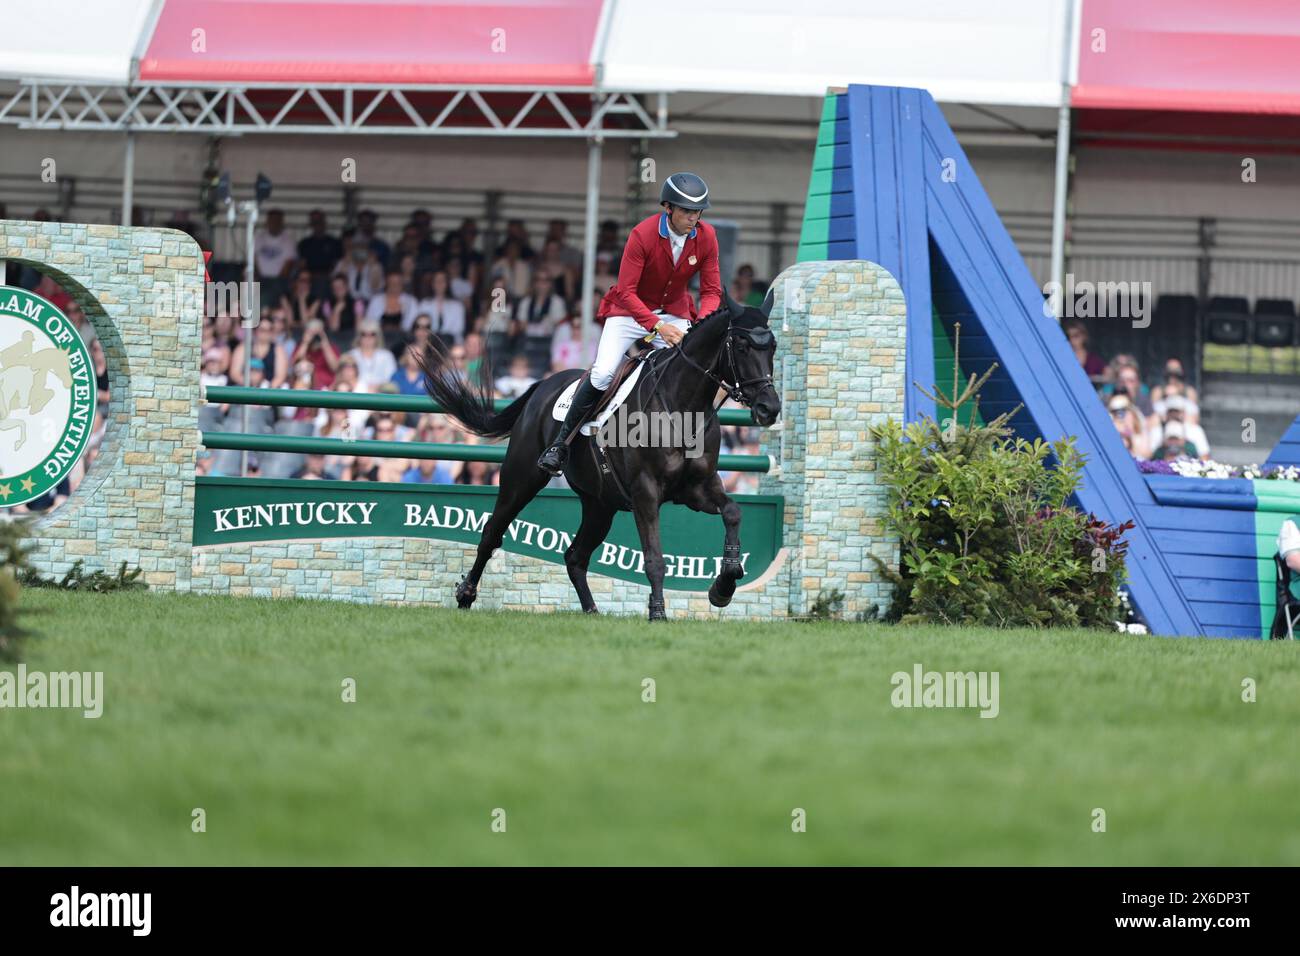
[28,384,54,416]
[708,493,744,608]
[631,495,668,621]
[566,496,616,613]
[682,474,744,608]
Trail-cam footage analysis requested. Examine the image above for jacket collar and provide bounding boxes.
[658,211,697,241]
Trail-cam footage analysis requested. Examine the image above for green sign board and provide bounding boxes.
[193,477,785,592]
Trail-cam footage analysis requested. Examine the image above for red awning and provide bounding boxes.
[1074,0,1300,114]
[139,0,603,86]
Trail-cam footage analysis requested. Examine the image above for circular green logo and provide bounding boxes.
[0,286,97,506]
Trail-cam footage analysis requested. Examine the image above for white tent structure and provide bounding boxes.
[2,0,159,84]
[604,0,1074,106]
[1,0,1083,322]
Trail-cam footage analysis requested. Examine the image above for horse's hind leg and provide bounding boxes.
[565,495,616,613]
[631,492,670,621]
[455,453,549,609]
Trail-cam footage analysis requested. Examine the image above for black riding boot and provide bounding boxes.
[538,378,604,476]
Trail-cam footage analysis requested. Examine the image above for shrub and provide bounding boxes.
[19,559,147,592]
[0,520,33,660]
[806,588,845,621]
[870,329,1132,629]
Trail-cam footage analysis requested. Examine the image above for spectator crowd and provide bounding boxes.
[196,206,768,495]
[1064,319,1211,462]
[3,199,1236,518]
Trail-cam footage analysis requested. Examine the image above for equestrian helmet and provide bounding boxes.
[660,172,711,211]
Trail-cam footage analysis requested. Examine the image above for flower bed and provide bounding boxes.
[1135,457,1300,481]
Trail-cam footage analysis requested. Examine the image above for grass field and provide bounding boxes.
[3,589,1299,866]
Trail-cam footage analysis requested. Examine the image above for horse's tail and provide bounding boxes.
[417,341,540,440]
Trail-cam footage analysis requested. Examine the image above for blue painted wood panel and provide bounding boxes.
[1265,416,1300,468]
[843,86,934,424]
[811,83,1271,637]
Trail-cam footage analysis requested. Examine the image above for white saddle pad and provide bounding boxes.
[552,364,644,436]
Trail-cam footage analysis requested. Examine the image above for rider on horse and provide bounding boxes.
[536,171,722,476]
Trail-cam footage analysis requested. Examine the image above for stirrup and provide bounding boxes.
[538,442,568,476]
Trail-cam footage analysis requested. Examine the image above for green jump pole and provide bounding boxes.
[205,385,757,426]
[200,432,772,473]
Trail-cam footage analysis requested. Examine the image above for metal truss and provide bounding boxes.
[0,81,674,138]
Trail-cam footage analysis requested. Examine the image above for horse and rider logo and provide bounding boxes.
[0,286,96,507]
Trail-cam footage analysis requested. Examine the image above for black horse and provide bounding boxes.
[418,291,781,620]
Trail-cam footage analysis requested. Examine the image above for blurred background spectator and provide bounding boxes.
[254,208,296,306]
[2,203,777,514]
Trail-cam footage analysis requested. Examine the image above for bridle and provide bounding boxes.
[664,322,777,411]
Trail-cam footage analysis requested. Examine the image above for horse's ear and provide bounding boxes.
[723,285,745,319]
[760,287,774,320]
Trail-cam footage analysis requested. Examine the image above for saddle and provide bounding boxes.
[593,339,655,418]
[585,340,661,511]
[552,339,659,432]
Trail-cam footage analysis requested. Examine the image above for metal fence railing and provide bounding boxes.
[1005,211,1300,304]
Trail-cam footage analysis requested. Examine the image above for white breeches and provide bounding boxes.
[589,314,689,390]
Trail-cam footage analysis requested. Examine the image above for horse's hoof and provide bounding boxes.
[648,602,667,621]
[583,606,599,615]
[708,581,734,608]
[455,578,477,609]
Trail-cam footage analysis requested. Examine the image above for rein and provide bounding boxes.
[641,320,775,417]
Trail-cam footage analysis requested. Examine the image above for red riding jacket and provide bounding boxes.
[597,213,723,332]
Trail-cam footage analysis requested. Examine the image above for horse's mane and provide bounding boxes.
[685,305,730,338]
[685,299,770,340]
